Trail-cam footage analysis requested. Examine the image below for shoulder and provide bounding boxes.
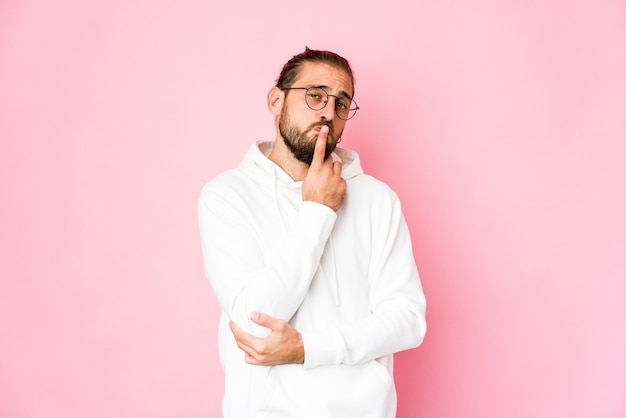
[199,167,252,206]
[349,174,399,202]
[345,174,403,219]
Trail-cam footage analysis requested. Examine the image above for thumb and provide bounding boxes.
[250,311,280,330]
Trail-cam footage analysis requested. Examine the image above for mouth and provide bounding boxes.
[311,123,333,135]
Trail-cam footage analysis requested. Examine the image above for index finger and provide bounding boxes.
[311,125,329,167]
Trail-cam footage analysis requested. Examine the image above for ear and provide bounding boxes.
[267,86,284,116]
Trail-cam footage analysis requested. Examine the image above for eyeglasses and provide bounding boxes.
[282,86,359,120]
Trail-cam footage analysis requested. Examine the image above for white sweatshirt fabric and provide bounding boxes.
[198,141,427,418]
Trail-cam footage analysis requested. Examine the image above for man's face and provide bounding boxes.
[278,62,353,165]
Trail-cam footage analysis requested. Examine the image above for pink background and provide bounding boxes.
[1,0,625,417]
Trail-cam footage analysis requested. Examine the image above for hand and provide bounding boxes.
[302,125,346,212]
[229,312,305,366]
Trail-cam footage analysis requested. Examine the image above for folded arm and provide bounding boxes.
[199,187,336,337]
[230,196,426,367]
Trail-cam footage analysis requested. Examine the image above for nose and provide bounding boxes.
[318,97,336,121]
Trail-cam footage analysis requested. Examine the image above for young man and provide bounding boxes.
[198,48,426,418]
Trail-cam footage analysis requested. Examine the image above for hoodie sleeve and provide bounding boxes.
[300,192,427,368]
[198,179,337,337]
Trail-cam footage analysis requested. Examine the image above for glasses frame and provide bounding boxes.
[282,86,359,120]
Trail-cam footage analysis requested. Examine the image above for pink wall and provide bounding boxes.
[1,1,625,417]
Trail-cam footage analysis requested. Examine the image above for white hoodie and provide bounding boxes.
[198,141,426,418]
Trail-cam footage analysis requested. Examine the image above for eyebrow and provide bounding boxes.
[311,85,353,101]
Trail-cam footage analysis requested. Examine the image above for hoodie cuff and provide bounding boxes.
[301,327,347,369]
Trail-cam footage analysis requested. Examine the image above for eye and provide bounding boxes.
[336,98,350,110]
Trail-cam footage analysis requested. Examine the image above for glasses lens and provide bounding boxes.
[335,96,354,120]
[303,87,358,120]
[304,87,327,110]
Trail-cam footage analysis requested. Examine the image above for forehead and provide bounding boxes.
[293,62,354,98]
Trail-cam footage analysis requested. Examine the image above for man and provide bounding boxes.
[198,47,426,418]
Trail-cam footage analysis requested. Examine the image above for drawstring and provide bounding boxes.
[272,166,289,234]
[327,234,340,306]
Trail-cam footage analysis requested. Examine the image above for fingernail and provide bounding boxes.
[250,312,259,321]
[321,125,329,133]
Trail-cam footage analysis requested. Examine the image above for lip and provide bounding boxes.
[312,124,332,133]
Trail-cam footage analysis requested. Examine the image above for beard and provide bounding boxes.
[278,104,342,165]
